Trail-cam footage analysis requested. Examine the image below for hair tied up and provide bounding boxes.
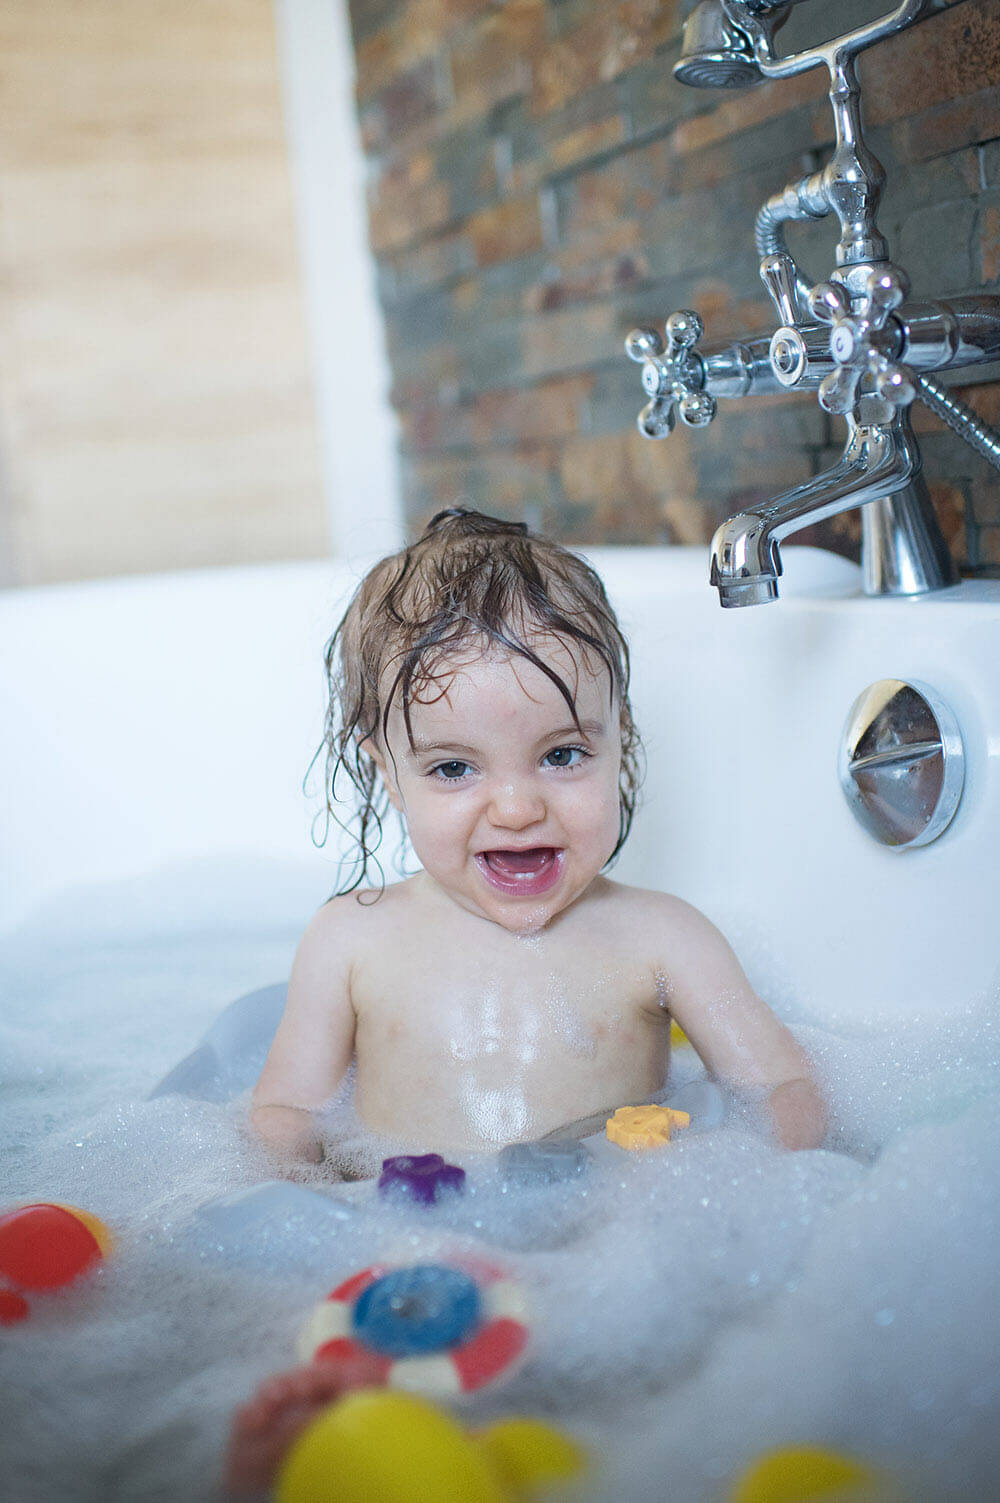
[424,508,529,538]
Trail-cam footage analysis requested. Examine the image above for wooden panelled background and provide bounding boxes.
[347,0,1000,568]
[0,1,325,587]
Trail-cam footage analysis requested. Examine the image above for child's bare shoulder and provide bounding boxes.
[596,878,714,930]
[297,878,417,958]
[594,879,738,965]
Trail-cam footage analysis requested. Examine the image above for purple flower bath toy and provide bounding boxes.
[377,1153,466,1206]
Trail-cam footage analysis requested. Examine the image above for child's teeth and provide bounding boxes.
[486,848,552,875]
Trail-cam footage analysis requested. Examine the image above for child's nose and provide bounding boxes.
[486,778,546,830]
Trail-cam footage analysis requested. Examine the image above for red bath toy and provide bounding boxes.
[0,1202,113,1320]
[0,1289,31,1325]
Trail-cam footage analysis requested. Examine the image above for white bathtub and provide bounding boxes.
[3,545,998,1027]
[3,544,1000,1503]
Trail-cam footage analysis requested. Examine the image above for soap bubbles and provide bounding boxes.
[2,860,999,1501]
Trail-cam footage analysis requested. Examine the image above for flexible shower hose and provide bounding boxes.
[915,375,1000,471]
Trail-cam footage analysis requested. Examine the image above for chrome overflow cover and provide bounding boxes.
[839,680,965,848]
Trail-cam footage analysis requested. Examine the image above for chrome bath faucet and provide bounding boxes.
[627,0,1000,606]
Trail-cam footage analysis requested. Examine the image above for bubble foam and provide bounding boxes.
[1,861,998,1502]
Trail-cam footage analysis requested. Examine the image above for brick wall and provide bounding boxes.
[347,0,1000,569]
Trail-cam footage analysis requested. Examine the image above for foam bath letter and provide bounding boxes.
[498,1139,591,1187]
[606,1103,691,1150]
[378,1154,466,1206]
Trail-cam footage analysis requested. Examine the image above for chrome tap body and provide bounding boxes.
[629,0,1000,606]
[710,407,946,607]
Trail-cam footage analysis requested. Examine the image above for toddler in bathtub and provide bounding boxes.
[226,507,827,1497]
[250,507,826,1167]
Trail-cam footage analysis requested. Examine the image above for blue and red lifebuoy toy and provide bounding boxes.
[296,1255,529,1397]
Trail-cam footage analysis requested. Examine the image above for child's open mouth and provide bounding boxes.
[476,847,564,896]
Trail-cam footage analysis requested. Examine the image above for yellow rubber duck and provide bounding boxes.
[276,1389,586,1503]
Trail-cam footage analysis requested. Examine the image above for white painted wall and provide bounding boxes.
[274,0,403,562]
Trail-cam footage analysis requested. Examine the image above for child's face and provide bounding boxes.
[368,637,623,933]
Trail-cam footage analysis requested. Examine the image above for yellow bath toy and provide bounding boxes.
[477,1416,586,1492]
[606,1103,690,1150]
[730,1444,892,1501]
[275,1389,586,1503]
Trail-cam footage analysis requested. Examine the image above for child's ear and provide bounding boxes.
[359,735,405,814]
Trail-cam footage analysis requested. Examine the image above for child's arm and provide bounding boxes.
[250,902,358,1166]
[659,899,827,1150]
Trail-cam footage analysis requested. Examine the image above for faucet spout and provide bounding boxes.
[709,412,922,607]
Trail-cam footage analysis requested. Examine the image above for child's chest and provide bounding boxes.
[350,926,666,1077]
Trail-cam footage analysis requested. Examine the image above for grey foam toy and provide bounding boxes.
[187,1179,355,1267]
[149,982,286,1101]
[668,1078,728,1132]
[499,1138,592,1187]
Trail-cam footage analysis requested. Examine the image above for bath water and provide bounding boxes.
[1,859,998,1501]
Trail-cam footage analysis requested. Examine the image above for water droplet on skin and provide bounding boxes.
[460,1077,529,1143]
[516,930,544,951]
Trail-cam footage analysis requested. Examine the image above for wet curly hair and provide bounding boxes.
[312,508,644,894]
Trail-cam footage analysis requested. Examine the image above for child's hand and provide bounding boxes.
[767,1077,828,1151]
[250,1103,324,1165]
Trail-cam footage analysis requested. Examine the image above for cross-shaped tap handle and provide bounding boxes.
[625,311,717,438]
[808,266,918,415]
